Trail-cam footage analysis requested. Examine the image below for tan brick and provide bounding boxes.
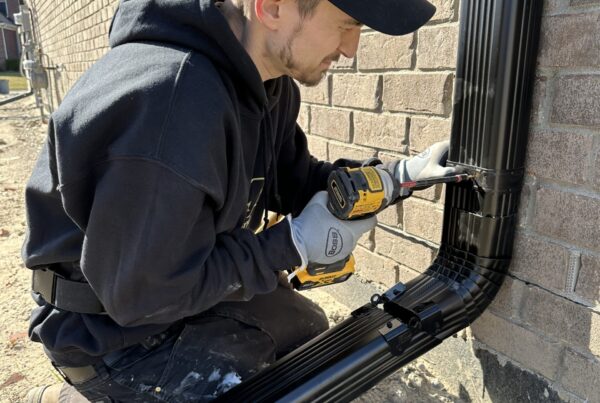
[353,246,397,288]
[353,112,408,153]
[594,144,600,192]
[538,13,600,68]
[402,198,443,244]
[297,105,309,132]
[310,107,351,142]
[397,264,421,285]
[299,78,329,105]
[328,142,376,163]
[383,73,453,116]
[332,74,380,110]
[530,76,548,125]
[593,313,600,358]
[561,350,600,400]
[521,286,593,351]
[413,184,445,204]
[417,25,459,70]
[331,56,355,71]
[571,0,600,6]
[378,150,405,162]
[526,130,593,185]
[305,135,328,161]
[551,75,600,127]
[373,227,436,271]
[517,181,534,228]
[534,188,600,253]
[471,311,562,380]
[576,254,600,306]
[510,232,569,292]
[487,277,527,320]
[357,33,413,71]
[409,117,452,153]
[377,203,403,229]
[358,229,374,251]
[428,0,459,22]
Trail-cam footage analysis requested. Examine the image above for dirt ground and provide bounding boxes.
[0,97,459,402]
[0,97,58,403]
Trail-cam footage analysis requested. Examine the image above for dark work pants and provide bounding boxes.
[71,284,329,402]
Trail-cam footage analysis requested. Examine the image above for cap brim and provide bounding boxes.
[329,0,436,36]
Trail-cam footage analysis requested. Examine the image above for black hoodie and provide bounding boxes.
[22,0,337,366]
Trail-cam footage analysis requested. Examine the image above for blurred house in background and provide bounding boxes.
[0,0,21,70]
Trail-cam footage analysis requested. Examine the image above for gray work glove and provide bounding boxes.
[288,191,377,269]
[385,140,457,198]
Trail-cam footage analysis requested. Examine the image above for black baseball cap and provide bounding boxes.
[329,0,436,36]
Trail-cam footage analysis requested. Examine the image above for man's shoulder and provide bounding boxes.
[61,43,234,122]
[105,42,228,94]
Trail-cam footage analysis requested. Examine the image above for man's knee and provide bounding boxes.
[207,284,329,356]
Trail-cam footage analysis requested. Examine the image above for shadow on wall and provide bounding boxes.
[421,302,597,403]
[469,268,600,402]
[428,341,565,403]
[471,348,562,403]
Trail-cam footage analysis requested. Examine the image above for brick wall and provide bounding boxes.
[301,0,459,290]
[27,0,118,101]
[28,0,600,401]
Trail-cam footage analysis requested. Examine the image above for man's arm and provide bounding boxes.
[80,158,300,328]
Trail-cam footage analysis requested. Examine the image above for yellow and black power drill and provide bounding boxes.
[289,166,471,291]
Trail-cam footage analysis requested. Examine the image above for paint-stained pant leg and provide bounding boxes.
[208,281,330,358]
[157,316,278,401]
[73,284,329,402]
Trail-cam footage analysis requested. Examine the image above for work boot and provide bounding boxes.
[25,383,88,403]
[26,383,61,403]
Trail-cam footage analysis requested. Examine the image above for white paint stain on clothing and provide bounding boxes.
[208,368,221,382]
[173,371,204,395]
[217,372,242,394]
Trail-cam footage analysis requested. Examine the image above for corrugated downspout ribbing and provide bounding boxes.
[218,1,544,401]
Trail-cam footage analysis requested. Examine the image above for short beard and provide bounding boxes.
[277,23,327,87]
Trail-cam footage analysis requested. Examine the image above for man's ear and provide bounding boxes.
[255,0,282,30]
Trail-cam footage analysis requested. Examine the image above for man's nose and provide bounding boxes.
[339,28,361,59]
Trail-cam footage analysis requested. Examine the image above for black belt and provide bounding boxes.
[32,268,105,314]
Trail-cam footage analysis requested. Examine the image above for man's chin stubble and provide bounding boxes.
[295,69,327,87]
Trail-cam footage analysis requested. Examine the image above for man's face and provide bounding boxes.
[269,0,362,86]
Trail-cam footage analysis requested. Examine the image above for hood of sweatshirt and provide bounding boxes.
[109,0,284,219]
[109,0,270,108]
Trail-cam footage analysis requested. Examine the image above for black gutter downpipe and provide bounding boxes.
[219,0,544,401]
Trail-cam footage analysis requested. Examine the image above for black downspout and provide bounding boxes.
[218,0,544,401]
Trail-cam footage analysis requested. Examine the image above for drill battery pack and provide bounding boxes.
[289,255,356,291]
